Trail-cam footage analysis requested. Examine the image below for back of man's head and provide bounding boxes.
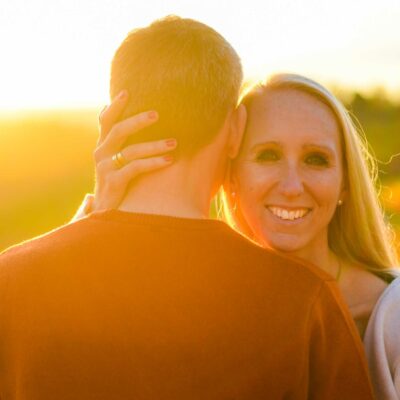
[110,16,243,157]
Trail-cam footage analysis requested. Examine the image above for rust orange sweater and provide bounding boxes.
[0,211,373,399]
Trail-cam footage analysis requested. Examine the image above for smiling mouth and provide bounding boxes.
[267,206,311,221]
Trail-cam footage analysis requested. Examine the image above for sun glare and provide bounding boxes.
[0,0,399,110]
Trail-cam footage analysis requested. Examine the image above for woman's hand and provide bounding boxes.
[73,91,177,219]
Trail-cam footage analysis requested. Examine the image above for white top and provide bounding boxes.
[364,277,400,400]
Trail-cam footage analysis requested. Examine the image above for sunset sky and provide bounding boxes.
[1,0,399,109]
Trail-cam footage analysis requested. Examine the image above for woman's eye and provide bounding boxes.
[256,149,280,162]
[305,153,329,166]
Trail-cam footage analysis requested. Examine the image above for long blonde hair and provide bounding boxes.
[220,73,399,279]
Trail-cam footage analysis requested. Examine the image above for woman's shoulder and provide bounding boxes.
[340,264,389,314]
[339,264,390,337]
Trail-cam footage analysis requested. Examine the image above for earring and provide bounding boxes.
[338,199,343,206]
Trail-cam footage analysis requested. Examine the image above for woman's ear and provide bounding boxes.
[228,104,247,159]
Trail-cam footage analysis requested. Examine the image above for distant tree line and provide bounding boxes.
[340,91,400,180]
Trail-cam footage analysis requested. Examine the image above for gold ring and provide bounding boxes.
[112,151,126,169]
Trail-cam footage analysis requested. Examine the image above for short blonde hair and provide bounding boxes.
[110,16,243,157]
[220,73,399,279]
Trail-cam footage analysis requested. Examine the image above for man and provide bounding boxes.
[0,16,374,399]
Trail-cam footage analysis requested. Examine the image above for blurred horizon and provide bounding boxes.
[1,88,400,252]
[0,83,399,113]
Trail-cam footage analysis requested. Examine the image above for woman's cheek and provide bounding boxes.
[306,171,343,205]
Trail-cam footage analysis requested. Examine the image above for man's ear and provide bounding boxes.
[228,104,247,159]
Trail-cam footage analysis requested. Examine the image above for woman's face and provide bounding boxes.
[231,88,346,254]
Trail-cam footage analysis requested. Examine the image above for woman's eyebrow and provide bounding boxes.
[250,141,281,152]
[302,143,335,155]
[249,142,336,156]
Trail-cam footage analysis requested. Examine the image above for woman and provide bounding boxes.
[75,74,400,398]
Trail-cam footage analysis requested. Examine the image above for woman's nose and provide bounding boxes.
[279,164,304,198]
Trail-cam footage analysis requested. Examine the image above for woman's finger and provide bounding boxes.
[95,110,159,161]
[116,155,174,185]
[122,138,177,160]
[96,138,176,174]
[98,90,129,144]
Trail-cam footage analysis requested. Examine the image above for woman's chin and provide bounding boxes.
[261,233,308,254]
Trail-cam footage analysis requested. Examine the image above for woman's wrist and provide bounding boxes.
[71,193,95,222]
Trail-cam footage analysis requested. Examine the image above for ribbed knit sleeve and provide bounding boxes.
[307,280,374,399]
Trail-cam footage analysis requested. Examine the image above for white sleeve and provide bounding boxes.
[364,277,400,400]
[395,358,400,399]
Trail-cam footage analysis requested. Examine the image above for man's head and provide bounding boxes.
[110,16,243,157]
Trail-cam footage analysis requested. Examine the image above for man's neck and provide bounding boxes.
[117,161,217,219]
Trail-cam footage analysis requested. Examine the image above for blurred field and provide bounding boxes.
[0,109,99,250]
[1,93,400,253]
[346,92,400,252]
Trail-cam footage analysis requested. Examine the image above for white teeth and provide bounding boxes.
[268,207,309,221]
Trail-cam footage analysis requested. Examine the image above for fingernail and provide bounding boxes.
[118,90,128,100]
[164,155,174,162]
[148,111,158,120]
[165,139,177,148]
